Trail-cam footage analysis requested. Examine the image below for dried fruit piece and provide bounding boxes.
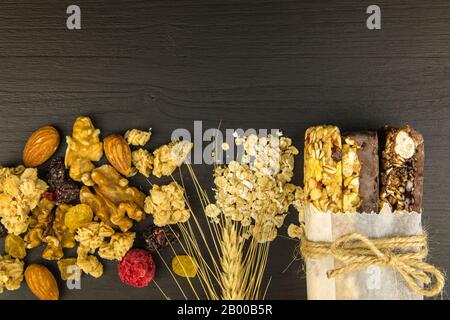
[124,129,152,146]
[65,116,103,186]
[24,264,59,300]
[5,234,27,259]
[57,258,80,281]
[104,135,133,177]
[47,157,79,205]
[0,222,7,238]
[64,204,93,232]
[172,255,197,278]
[143,225,179,253]
[118,249,155,288]
[23,126,60,168]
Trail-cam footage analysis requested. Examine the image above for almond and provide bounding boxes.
[23,126,60,167]
[25,264,59,300]
[104,134,132,176]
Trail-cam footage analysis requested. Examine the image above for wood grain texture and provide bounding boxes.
[1,0,449,300]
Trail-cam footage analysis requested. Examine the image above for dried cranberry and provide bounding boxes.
[143,225,179,253]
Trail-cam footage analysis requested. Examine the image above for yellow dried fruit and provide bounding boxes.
[5,234,27,259]
[23,126,60,168]
[57,258,80,281]
[172,255,198,278]
[25,264,59,300]
[104,135,133,177]
[64,204,93,232]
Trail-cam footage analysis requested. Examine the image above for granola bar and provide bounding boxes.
[342,132,379,213]
[304,125,343,212]
[380,126,424,212]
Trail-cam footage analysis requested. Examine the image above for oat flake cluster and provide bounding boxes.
[206,133,301,243]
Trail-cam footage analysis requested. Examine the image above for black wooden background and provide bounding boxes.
[0,0,449,300]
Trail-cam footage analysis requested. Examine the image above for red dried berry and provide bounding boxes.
[118,249,155,288]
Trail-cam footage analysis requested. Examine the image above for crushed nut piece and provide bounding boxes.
[24,198,55,249]
[88,165,146,231]
[42,204,76,261]
[65,116,103,186]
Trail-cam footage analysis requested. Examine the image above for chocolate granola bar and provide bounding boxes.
[342,132,379,213]
[380,126,424,212]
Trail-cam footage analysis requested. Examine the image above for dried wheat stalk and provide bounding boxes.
[220,220,245,300]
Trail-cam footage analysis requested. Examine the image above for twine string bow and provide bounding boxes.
[300,232,445,297]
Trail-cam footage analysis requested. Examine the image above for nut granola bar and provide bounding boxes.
[380,126,424,212]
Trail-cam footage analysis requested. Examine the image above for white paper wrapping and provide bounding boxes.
[304,203,423,300]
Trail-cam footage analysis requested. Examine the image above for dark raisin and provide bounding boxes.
[47,156,80,205]
[331,147,342,162]
[54,181,79,205]
[143,225,179,253]
[0,222,7,238]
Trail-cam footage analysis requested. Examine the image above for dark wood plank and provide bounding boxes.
[0,0,449,300]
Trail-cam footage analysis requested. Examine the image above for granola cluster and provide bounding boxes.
[207,133,300,243]
[0,255,24,293]
[125,129,152,146]
[0,167,48,235]
[75,222,135,278]
[152,141,193,178]
[144,182,190,226]
[132,149,154,177]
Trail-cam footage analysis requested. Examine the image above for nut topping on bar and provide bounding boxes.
[380,126,424,212]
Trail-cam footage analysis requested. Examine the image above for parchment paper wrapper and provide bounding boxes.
[305,203,423,300]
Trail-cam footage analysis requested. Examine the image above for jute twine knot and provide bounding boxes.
[300,231,445,297]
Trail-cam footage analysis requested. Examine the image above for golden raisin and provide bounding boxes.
[64,204,94,232]
[5,234,27,259]
[172,255,197,278]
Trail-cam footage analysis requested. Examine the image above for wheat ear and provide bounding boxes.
[220,219,245,300]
